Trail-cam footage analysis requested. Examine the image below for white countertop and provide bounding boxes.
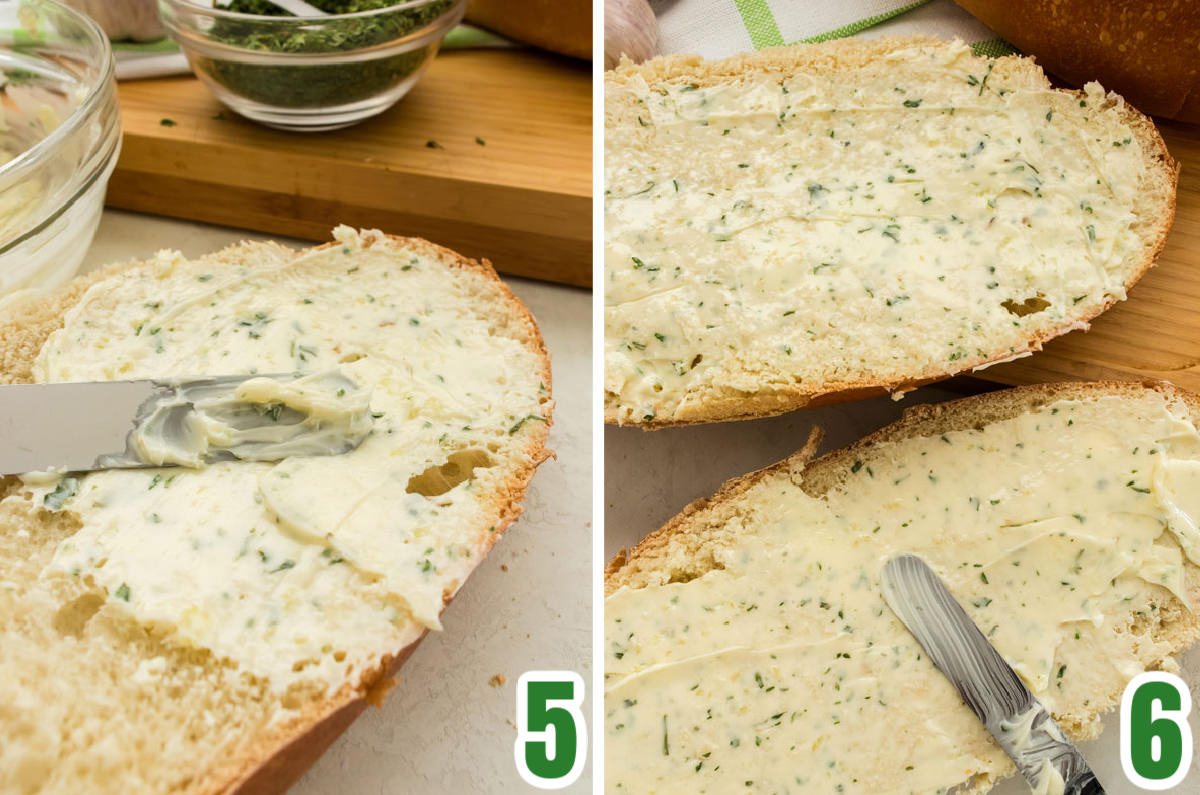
[606,382,1200,795]
[81,211,593,794]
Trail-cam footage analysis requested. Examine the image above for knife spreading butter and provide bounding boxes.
[125,370,373,468]
[605,391,1200,793]
[21,227,550,692]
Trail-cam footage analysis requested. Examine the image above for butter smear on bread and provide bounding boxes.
[606,387,1200,794]
[604,39,1176,425]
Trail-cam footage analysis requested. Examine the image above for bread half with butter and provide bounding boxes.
[604,37,1178,427]
[605,380,1200,794]
[0,228,553,794]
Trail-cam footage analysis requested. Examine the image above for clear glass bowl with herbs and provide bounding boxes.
[159,0,464,131]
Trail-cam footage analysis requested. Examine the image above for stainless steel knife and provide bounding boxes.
[0,373,369,475]
[880,553,1106,795]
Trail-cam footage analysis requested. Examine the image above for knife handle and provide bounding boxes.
[1065,772,1105,795]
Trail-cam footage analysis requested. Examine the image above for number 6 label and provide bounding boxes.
[1120,671,1192,790]
[515,671,587,789]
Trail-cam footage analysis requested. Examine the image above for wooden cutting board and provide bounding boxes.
[977,120,1200,391]
[106,48,592,287]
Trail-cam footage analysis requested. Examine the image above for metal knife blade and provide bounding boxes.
[0,374,363,475]
[880,553,1105,795]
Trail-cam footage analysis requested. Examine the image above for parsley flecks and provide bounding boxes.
[207,0,455,108]
[114,583,131,602]
[509,414,548,435]
[43,477,79,510]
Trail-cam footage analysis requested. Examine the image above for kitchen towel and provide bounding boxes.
[654,0,1013,59]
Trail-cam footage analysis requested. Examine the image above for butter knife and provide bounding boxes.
[880,553,1105,795]
[0,372,370,475]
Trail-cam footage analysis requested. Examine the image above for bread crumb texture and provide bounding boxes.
[0,228,552,794]
[605,381,1200,794]
[604,37,1177,426]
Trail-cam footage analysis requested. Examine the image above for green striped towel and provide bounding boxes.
[655,0,1015,59]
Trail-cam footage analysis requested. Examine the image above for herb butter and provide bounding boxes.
[29,227,550,692]
[120,369,373,467]
[604,40,1172,424]
[605,391,1200,793]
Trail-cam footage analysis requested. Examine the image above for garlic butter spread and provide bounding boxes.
[128,370,372,467]
[998,706,1068,795]
[605,41,1154,423]
[29,228,549,691]
[605,392,1200,793]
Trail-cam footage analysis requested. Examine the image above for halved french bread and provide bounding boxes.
[0,228,553,794]
[605,380,1200,794]
[604,37,1178,427]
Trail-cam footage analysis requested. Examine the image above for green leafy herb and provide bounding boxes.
[43,477,79,511]
[114,583,131,602]
[509,414,548,435]
[205,0,454,109]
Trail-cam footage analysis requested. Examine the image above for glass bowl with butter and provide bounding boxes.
[159,0,465,131]
[0,0,120,297]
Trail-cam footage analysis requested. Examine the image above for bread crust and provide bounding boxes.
[606,380,1200,589]
[603,38,1180,428]
[952,0,1200,123]
[0,231,554,795]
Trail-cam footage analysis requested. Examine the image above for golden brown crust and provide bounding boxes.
[0,230,554,795]
[952,0,1200,123]
[603,38,1180,428]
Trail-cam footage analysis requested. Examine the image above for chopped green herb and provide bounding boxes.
[43,477,79,511]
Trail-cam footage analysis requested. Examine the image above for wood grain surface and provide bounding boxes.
[981,120,1200,390]
[106,49,592,287]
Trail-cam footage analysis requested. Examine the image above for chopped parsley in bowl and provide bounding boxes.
[160,0,463,131]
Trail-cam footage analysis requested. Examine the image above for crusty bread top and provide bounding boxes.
[953,0,1200,123]
[0,230,553,795]
[604,37,1178,428]
[604,379,1200,795]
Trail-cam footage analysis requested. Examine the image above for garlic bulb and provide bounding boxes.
[62,0,165,42]
[605,0,658,69]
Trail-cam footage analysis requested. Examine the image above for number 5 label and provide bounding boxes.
[1120,671,1192,790]
[515,671,587,789]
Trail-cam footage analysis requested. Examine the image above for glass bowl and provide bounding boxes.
[0,0,120,297]
[159,0,465,131]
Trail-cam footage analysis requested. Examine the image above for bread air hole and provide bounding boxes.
[52,592,105,637]
[1002,295,1051,317]
[406,449,495,497]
